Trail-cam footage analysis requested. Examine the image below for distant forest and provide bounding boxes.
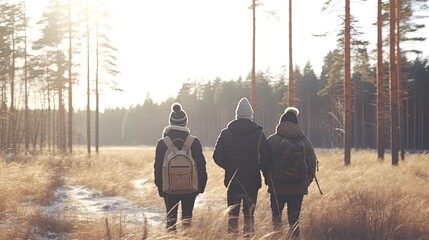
[85,57,428,150]
[3,57,429,152]
[1,0,429,154]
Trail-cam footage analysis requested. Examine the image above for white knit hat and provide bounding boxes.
[235,97,254,120]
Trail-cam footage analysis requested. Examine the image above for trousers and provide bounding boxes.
[164,193,197,231]
[227,189,258,236]
[270,194,304,237]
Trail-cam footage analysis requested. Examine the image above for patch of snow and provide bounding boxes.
[195,193,207,208]
[41,182,164,226]
[38,177,214,237]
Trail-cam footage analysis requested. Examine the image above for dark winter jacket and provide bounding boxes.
[213,118,271,191]
[266,121,317,195]
[154,126,208,197]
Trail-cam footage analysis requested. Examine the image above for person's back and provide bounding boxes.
[266,107,317,238]
[213,97,271,237]
[214,118,266,191]
[268,121,316,195]
[154,103,208,232]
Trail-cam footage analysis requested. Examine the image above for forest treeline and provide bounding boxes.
[1,0,428,154]
[95,56,429,149]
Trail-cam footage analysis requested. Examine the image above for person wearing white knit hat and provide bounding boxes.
[280,106,299,124]
[265,106,319,238]
[213,97,271,237]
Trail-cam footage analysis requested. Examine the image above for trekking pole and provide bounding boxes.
[314,159,323,195]
[314,175,323,195]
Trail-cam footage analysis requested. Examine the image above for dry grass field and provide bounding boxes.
[1,147,428,240]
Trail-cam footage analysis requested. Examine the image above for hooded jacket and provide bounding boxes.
[266,121,317,195]
[154,126,208,197]
[213,118,271,191]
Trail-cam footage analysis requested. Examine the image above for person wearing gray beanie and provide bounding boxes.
[213,97,271,237]
[235,97,254,120]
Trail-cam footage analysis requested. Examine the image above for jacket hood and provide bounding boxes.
[227,118,260,135]
[276,121,305,138]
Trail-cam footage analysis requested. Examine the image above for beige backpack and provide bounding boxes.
[162,135,199,194]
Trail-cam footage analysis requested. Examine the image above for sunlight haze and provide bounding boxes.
[109,0,335,108]
[28,0,429,110]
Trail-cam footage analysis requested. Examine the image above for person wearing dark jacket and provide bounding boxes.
[213,97,271,237]
[266,107,318,238]
[154,103,208,232]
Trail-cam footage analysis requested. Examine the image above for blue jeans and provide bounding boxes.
[270,194,304,237]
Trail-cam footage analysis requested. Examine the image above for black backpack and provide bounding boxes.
[273,136,308,183]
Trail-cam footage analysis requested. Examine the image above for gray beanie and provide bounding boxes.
[169,103,188,126]
[235,97,254,120]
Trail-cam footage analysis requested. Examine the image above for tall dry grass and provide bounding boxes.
[0,154,68,239]
[0,148,428,239]
[303,150,429,240]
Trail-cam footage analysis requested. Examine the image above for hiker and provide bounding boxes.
[266,107,318,238]
[154,103,208,232]
[213,97,271,237]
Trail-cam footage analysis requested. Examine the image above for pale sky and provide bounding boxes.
[26,0,429,110]
[109,0,339,108]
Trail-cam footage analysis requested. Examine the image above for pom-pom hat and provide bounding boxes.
[169,103,188,126]
[280,107,299,124]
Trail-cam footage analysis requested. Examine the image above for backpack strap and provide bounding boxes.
[183,135,195,151]
[162,136,174,149]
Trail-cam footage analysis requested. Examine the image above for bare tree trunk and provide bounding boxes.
[86,0,91,155]
[377,0,385,160]
[95,1,100,154]
[396,0,405,160]
[40,108,45,151]
[1,100,6,148]
[24,3,29,155]
[9,31,17,154]
[288,0,294,107]
[68,0,73,153]
[57,51,66,152]
[57,81,65,151]
[47,70,52,151]
[251,0,256,111]
[389,0,399,165]
[405,83,409,148]
[53,96,56,153]
[344,0,352,165]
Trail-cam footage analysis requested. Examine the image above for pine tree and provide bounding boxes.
[33,0,69,152]
[94,0,120,154]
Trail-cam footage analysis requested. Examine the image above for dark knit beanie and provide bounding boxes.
[169,103,188,126]
[280,107,299,124]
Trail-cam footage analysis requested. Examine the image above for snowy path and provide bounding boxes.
[40,178,208,226]
[41,179,163,226]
